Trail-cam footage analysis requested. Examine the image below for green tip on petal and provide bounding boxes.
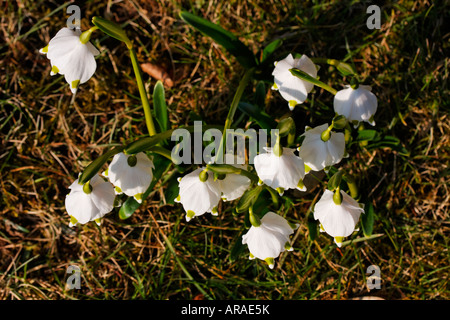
[175,195,181,202]
[102,168,109,177]
[249,253,255,260]
[50,65,59,75]
[276,187,284,196]
[40,45,49,54]
[114,186,123,194]
[271,83,278,90]
[71,79,80,91]
[69,216,78,227]
[319,224,325,232]
[305,164,312,173]
[265,257,275,269]
[94,218,101,226]
[334,236,344,247]
[297,179,306,191]
[134,193,143,203]
[284,242,294,251]
[211,207,218,216]
[288,100,297,110]
[186,210,196,221]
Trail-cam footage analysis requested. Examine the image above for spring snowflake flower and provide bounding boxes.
[103,152,154,203]
[242,211,298,268]
[313,189,364,247]
[217,154,251,202]
[40,27,100,93]
[254,147,306,195]
[175,168,221,222]
[334,85,378,127]
[298,123,345,172]
[272,53,318,110]
[65,174,115,227]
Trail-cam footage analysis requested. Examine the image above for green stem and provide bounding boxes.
[290,68,337,95]
[147,146,173,161]
[129,46,157,136]
[216,68,254,162]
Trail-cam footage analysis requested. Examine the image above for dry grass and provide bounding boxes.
[0,0,449,300]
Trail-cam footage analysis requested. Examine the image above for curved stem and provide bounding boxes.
[129,46,157,136]
[216,68,254,162]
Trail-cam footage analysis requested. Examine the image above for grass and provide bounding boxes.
[0,0,449,300]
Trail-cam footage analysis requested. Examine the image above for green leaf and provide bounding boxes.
[261,39,283,63]
[78,146,125,185]
[153,80,169,133]
[290,68,337,95]
[361,202,375,237]
[277,117,295,137]
[92,16,131,47]
[237,102,277,129]
[236,185,263,214]
[254,81,266,108]
[327,170,343,191]
[307,211,318,241]
[356,129,379,141]
[311,58,356,77]
[179,11,257,69]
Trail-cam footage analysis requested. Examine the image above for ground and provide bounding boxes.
[0,0,448,300]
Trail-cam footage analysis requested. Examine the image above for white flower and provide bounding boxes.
[334,85,378,127]
[175,168,221,222]
[218,154,251,201]
[313,189,364,247]
[272,53,318,110]
[242,212,298,268]
[40,27,100,93]
[65,174,115,226]
[103,152,154,203]
[254,147,306,195]
[298,124,345,172]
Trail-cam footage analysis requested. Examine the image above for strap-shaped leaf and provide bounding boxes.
[261,39,283,63]
[179,11,257,69]
[290,68,337,95]
[238,102,277,129]
[78,146,124,185]
[311,58,357,76]
[153,80,169,133]
[92,16,131,47]
[361,202,375,237]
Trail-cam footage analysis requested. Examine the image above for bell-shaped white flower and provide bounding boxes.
[254,147,306,195]
[175,168,221,222]
[313,189,364,247]
[103,152,154,203]
[65,174,115,226]
[334,85,378,127]
[242,211,298,268]
[40,27,100,93]
[217,154,251,202]
[272,53,318,110]
[298,123,345,172]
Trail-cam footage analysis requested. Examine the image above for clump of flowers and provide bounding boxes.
[42,11,381,272]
